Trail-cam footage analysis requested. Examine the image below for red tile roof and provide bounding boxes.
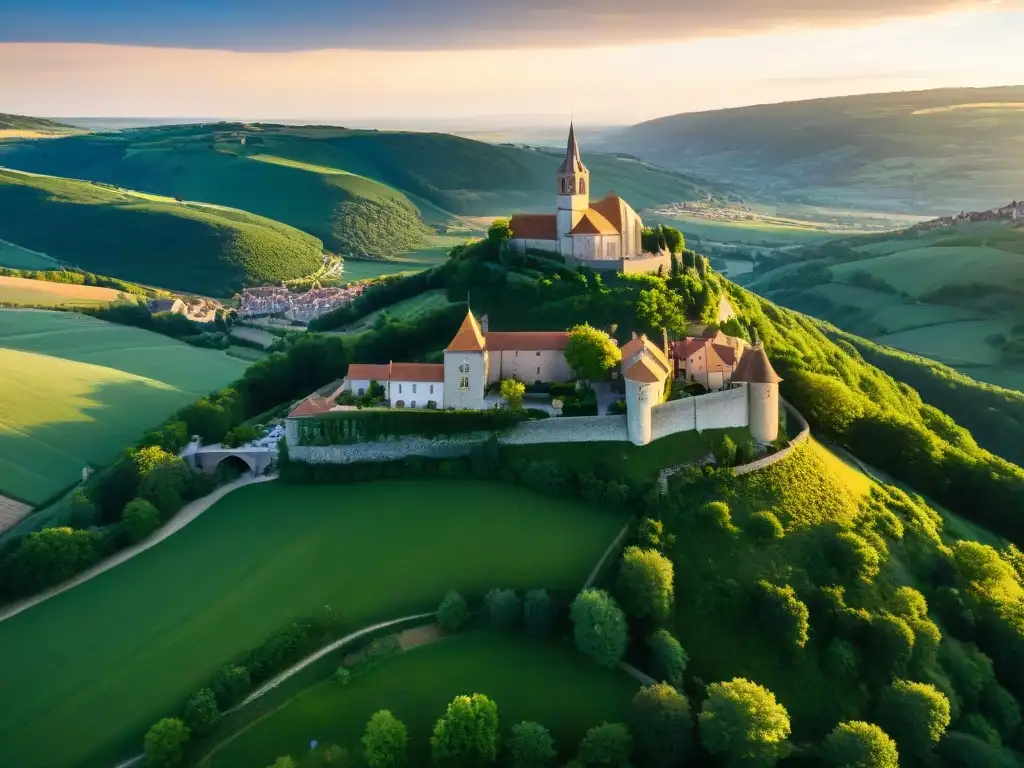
[732,346,783,384]
[624,357,665,384]
[288,395,335,418]
[485,331,570,351]
[509,214,557,241]
[347,363,391,381]
[590,194,625,232]
[446,311,486,352]
[570,209,619,236]
[389,363,444,382]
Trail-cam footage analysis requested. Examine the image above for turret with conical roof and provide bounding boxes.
[443,309,490,409]
[735,343,782,443]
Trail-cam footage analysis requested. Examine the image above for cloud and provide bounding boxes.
[0,0,1019,50]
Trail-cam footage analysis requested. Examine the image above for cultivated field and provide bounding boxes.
[0,479,625,767]
[206,632,638,767]
[0,275,125,307]
[0,310,246,504]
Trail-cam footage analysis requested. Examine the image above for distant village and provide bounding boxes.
[236,283,366,323]
[915,200,1024,232]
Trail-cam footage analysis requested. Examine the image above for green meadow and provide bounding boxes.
[206,632,638,768]
[0,480,624,768]
[0,238,60,270]
[0,310,246,504]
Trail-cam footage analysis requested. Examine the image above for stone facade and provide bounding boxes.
[649,386,749,441]
[500,415,629,445]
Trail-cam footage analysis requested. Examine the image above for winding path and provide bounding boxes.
[0,473,277,625]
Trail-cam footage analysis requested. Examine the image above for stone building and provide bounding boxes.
[731,344,782,443]
[621,334,672,445]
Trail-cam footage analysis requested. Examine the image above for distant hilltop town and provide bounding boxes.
[237,284,366,323]
[915,200,1024,232]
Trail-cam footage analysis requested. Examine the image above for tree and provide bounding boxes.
[524,589,558,637]
[660,226,684,254]
[488,218,514,248]
[437,591,470,632]
[132,446,192,517]
[747,511,784,541]
[68,490,97,529]
[699,678,791,767]
[211,664,251,708]
[570,589,628,668]
[630,683,692,767]
[636,518,663,549]
[755,581,810,650]
[500,379,526,411]
[267,758,298,768]
[564,324,621,382]
[183,687,220,737]
[714,435,738,467]
[616,546,674,620]
[122,498,161,543]
[485,588,522,631]
[829,531,881,585]
[143,718,191,768]
[430,693,500,767]
[363,710,408,768]
[577,722,632,767]
[823,721,898,768]
[647,629,687,689]
[508,721,556,768]
[637,288,687,337]
[5,526,104,596]
[877,679,950,763]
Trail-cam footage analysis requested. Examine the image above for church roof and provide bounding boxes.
[389,363,445,382]
[558,122,588,175]
[624,356,667,384]
[622,334,670,371]
[732,345,783,384]
[347,363,392,381]
[509,213,557,241]
[590,194,626,232]
[446,311,487,352]
[570,209,619,236]
[485,331,570,351]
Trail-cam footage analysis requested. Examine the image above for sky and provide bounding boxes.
[2,0,1024,124]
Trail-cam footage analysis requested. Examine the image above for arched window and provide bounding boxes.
[579,178,586,194]
[458,361,470,374]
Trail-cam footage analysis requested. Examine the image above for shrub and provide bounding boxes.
[577,722,632,767]
[698,501,737,533]
[183,687,220,737]
[211,664,251,708]
[647,629,688,689]
[500,379,526,410]
[699,678,791,768]
[485,588,522,632]
[571,589,628,668]
[267,757,298,768]
[362,710,408,768]
[429,693,500,767]
[322,744,352,766]
[437,591,470,632]
[68,490,97,529]
[714,435,737,467]
[636,518,663,549]
[829,531,881,585]
[507,721,556,768]
[122,498,161,543]
[822,721,898,768]
[333,667,351,686]
[523,589,558,637]
[747,510,784,540]
[630,683,692,767]
[616,546,674,620]
[143,718,191,768]
[877,679,951,763]
[755,581,810,650]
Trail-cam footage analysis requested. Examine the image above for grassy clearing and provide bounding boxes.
[875,319,1013,366]
[339,236,463,282]
[0,238,60,270]
[0,310,245,503]
[339,289,453,333]
[206,632,638,768]
[0,275,124,307]
[0,480,625,768]
[503,426,752,484]
[225,345,268,362]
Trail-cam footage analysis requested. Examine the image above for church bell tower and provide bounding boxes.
[556,122,590,257]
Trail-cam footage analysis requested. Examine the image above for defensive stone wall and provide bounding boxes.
[499,414,629,445]
[650,386,749,441]
[733,400,810,476]
[288,433,489,465]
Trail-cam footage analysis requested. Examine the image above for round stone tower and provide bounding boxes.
[731,343,783,443]
[621,334,671,447]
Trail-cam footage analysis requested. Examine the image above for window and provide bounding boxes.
[459,376,469,389]
[412,384,417,394]
[430,384,434,394]
[536,351,541,356]
[458,361,470,374]
[398,384,402,394]
[536,367,541,375]
[357,387,365,396]
[579,178,586,194]
[411,401,416,408]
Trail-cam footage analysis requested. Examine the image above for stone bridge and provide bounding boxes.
[180,440,275,476]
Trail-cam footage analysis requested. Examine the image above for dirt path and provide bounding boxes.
[0,473,278,625]
[583,520,633,589]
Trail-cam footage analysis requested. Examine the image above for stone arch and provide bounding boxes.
[216,453,255,476]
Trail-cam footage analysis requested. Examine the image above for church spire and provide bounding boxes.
[556,121,589,198]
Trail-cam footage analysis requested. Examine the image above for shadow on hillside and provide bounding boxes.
[0,374,196,534]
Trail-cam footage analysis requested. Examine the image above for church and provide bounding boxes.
[507,124,670,274]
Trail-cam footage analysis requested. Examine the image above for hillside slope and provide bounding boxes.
[743,218,1024,391]
[0,122,725,258]
[601,85,1024,213]
[0,114,84,140]
[0,169,324,296]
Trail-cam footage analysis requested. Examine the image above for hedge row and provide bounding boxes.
[295,408,531,446]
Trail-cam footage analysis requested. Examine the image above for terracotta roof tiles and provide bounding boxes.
[446,311,486,352]
[570,209,619,236]
[732,346,783,384]
[485,331,570,351]
[508,214,558,241]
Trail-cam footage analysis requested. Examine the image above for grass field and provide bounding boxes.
[339,289,453,333]
[0,275,124,307]
[0,479,625,767]
[0,238,60,270]
[0,310,246,504]
[875,319,1013,367]
[340,235,464,282]
[206,632,638,768]
[503,426,752,484]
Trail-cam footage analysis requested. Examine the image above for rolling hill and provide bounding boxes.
[0,114,85,140]
[598,85,1024,214]
[0,121,727,260]
[742,217,1024,392]
[0,168,325,296]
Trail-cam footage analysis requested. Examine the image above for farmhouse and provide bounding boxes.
[672,330,749,392]
[508,124,670,274]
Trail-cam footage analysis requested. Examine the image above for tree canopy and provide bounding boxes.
[822,721,899,768]
[363,710,408,768]
[617,546,674,620]
[699,678,791,767]
[564,324,621,381]
[630,683,692,767]
[430,693,500,767]
[571,589,628,668]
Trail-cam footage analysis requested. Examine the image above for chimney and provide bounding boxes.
[631,331,638,340]
[479,314,490,333]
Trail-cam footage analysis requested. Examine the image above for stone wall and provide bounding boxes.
[499,415,629,445]
[733,400,810,476]
[650,386,749,441]
[288,433,490,465]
